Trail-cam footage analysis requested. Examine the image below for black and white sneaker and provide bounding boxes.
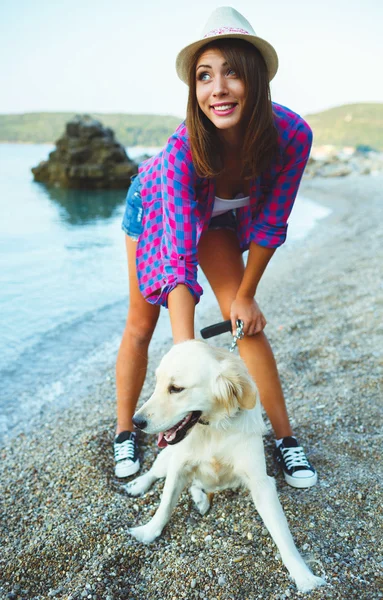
[274,436,317,489]
[114,431,140,478]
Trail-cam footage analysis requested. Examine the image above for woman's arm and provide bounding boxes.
[230,242,275,336]
[232,119,312,336]
[168,284,195,342]
[237,242,275,298]
[248,120,313,249]
[158,133,203,308]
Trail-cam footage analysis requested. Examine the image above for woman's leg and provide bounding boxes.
[116,236,160,434]
[198,228,293,438]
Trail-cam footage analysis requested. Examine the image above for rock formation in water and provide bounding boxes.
[32,115,137,190]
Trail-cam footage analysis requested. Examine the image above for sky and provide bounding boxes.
[0,0,382,119]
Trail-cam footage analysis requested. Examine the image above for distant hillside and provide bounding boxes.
[304,103,383,151]
[0,104,382,149]
[0,113,183,146]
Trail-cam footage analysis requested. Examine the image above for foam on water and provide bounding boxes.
[0,296,174,444]
[288,195,332,240]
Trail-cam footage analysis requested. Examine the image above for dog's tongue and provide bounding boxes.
[157,432,168,448]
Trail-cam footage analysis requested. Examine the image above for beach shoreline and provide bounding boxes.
[1,173,382,599]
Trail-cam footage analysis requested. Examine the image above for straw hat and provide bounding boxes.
[176,6,278,84]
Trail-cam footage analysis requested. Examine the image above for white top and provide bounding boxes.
[212,193,250,217]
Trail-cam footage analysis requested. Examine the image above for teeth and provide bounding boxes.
[164,413,192,441]
[213,104,235,111]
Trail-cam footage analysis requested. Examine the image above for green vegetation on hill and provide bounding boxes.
[0,113,183,146]
[0,104,382,150]
[304,103,383,151]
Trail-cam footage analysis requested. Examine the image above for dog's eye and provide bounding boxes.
[169,385,185,394]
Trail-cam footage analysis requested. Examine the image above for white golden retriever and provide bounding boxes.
[124,340,325,593]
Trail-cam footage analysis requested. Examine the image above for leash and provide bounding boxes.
[200,319,244,352]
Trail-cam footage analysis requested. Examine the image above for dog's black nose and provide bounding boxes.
[132,415,147,430]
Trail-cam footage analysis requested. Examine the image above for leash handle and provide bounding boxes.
[200,319,244,353]
[200,319,232,339]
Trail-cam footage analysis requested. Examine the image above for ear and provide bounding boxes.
[214,358,257,411]
[236,372,257,409]
[213,372,241,414]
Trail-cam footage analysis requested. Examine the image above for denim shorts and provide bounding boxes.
[121,174,237,240]
[121,174,144,241]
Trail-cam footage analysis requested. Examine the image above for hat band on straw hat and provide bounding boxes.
[203,26,251,38]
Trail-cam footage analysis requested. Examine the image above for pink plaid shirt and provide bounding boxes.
[136,102,312,307]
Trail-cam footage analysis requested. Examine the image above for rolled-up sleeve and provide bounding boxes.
[249,121,313,248]
[155,137,203,308]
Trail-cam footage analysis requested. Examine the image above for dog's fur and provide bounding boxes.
[124,340,325,592]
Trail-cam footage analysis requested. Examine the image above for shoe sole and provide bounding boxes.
[115,459,140,478]
[283,471,318,489]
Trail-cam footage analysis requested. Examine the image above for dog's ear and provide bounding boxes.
[236,371,257,409]
[213,373,241,414]
[214,358,257,411]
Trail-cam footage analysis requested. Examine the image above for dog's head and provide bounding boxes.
[132,340,260,447]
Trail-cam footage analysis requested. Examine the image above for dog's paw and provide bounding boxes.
[128,523,161,544]
[123,475,151,497]
[294,572,326,593]
[190,486,211,516]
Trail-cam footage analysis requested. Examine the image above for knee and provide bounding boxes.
[124,315,158,346]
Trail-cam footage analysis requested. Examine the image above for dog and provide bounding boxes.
[124,340,325,593]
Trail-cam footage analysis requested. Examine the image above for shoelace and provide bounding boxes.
[281,446,311,470]
[114,438,135,461]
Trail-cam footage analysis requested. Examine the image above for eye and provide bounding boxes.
[197,71,211,82]
[169,385,185,394]
[226,68,237,77]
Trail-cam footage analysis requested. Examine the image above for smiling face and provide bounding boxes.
[195,47,247,139]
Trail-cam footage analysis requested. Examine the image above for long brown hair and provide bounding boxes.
[186,38,278,179]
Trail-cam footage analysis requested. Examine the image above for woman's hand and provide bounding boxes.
[230,295,266,337]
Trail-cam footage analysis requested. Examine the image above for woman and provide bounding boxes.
[114,7,317,489]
